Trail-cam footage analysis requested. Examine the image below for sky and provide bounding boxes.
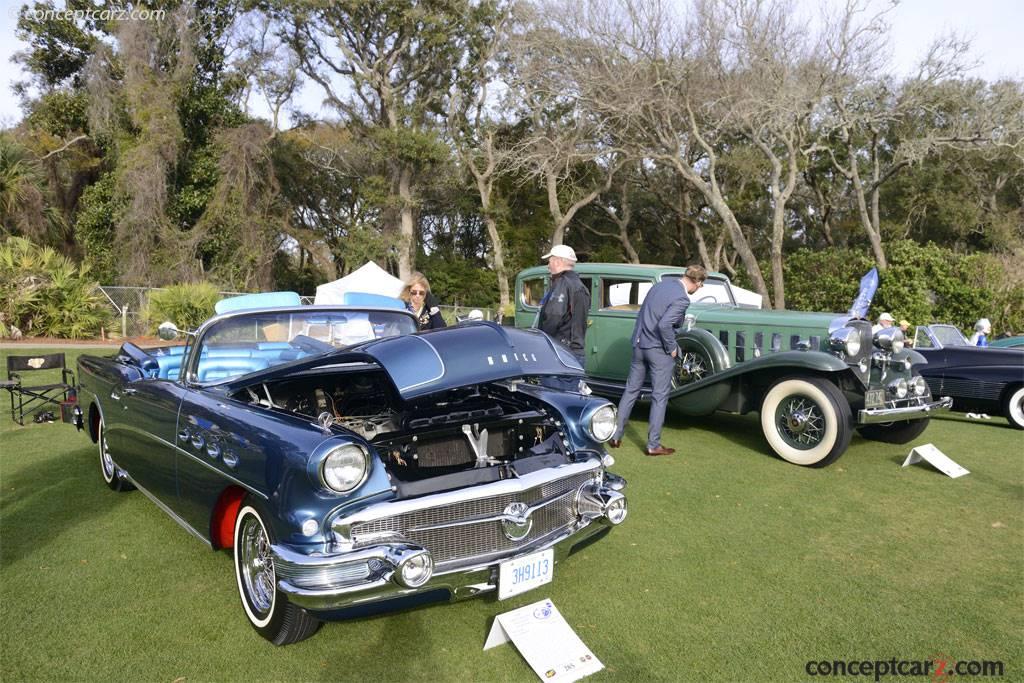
[0,0,1020,128]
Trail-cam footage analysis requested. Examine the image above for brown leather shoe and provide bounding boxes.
[644,446,675,456]
[609,439,621,449]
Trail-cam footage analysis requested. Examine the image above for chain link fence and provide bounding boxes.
[99,287,501,337]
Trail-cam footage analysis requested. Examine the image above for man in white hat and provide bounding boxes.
[872,312,895,334]
[537,244,590,366]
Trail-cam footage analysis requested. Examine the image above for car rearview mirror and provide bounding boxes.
[157,321,181,341]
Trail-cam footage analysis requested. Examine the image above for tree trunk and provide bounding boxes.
[398,163,415,281]
[846,139,888,269]
[484,214,510,309]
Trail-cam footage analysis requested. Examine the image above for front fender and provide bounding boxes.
[668,349,854,414]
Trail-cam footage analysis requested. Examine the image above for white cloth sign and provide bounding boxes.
[484,598,604,682]
[902,443,969,478]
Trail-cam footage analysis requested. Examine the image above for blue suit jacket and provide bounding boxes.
[631,278,690,355]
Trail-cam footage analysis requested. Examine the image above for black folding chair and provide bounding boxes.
[4,353,75,425]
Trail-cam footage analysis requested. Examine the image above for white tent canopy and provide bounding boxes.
[314,261,405,304]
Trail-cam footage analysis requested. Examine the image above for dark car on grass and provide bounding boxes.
[516,263,952,468]
[65,294,627,644]
[912,324,1024,429]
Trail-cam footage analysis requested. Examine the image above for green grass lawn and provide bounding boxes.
[2,348,1022,682]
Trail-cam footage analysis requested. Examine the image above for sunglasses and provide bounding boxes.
[410,289,426,296]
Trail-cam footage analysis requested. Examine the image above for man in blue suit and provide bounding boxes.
[610,265,707,456]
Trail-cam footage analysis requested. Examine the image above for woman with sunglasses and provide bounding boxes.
[401,272,447,331]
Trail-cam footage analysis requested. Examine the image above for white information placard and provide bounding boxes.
[902,443,969,478]
[484,598,604,682]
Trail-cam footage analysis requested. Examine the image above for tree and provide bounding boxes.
[447,5,514,308]
[274,0,502,280]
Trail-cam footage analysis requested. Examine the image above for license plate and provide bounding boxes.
[498,549,554,600]
[865,389,886,408]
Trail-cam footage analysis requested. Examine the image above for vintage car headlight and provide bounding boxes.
[829,327,861,356]
[588,403,617,442]
[887,378,909,399]
[320,444,368,493]
[912,376,928,396]
[874,328,905,353]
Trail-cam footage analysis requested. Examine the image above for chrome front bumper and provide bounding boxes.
[857,396,953,424]
[273,477,626,614]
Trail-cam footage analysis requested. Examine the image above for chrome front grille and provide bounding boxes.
[350,472,596,567]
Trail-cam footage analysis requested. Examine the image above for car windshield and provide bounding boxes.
[929,324,969,347]
[192,309,416,383]
[691,278,734,305]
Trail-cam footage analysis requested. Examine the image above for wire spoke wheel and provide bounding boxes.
[775,396,825,449]
[673,350,710,387]
[238,515,276,617]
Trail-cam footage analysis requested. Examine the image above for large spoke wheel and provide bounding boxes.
[671,346,714,389]
[760,377,852,467]
[233,502,320,645]
[671,350,712,387]
[1004,386,1024,429]
[97,417,132,492]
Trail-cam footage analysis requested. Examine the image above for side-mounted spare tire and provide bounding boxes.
[670,328,732,415]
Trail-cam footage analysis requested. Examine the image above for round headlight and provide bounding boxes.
[913,376,928,396]
[888,378,908,399]
[874,328,904,352]
[588,403,617,442]
[606,495,628,525]
[397,551,433,588]
[829,327,861,357]
[320,444,368,493]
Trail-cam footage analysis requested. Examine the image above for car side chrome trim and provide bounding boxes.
[127,476,212,548]
[147,432,270,501]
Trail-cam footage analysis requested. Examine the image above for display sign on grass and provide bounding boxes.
[902,443,969,478]
[484,598,604,682]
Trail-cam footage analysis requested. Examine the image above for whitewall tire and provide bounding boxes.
[1005,386,1024,430]
[760,377,852,467]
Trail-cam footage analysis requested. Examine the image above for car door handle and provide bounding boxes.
[110,390,121,401]
[122,387,137,395]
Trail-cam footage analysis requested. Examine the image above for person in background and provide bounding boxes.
[899,319,913,346]
[969,318,991,347]
[537,244,590,366]
[610,265,707,457]
[401,272,447,331]
[872,312,894,334]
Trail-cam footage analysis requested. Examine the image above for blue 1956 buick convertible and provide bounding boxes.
[66,293,627,644]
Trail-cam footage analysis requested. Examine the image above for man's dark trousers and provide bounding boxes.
[611,277,689,450]
[615,346,675,451]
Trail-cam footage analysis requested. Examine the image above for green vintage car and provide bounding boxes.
[515,263,952,467]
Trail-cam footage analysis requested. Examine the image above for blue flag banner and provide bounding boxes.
[848,268,879,319]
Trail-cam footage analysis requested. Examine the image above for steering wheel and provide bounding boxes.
[696,295,718,303]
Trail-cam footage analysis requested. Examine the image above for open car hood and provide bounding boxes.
[225,322,584,400]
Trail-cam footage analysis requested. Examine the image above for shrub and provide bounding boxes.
[0,236,112,339]
[144,282,220,333]
[783,240,1024,334]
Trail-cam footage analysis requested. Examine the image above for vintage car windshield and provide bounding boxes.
[929,324,969,347]
[690,277,734,305]
[192,309,416,383]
